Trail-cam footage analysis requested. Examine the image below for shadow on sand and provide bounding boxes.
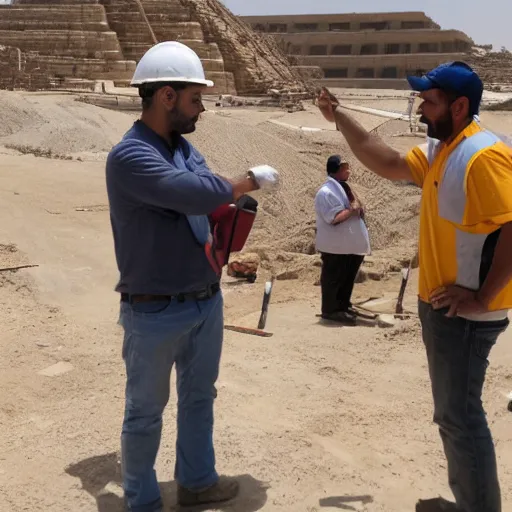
[66,452,269,512]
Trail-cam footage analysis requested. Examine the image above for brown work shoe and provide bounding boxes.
[178,476,239,507]
[415,498,459,512]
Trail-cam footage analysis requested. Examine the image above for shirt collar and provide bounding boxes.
[443,120,482,153]
[133,120,182,154]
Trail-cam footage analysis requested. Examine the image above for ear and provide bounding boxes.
[452,96,469,120]
[158,86,178,109]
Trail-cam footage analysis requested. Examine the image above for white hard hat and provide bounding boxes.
[131,41,214,88]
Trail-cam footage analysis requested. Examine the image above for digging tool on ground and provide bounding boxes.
[224,325,273,338]
[396,257,414,315]
[257,277,275,330]
[223,277,275,338]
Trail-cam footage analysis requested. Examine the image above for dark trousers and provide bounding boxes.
[320,253,364,315]
[418,300,509,512]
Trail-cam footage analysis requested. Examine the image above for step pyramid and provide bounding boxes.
[0,0,306,94]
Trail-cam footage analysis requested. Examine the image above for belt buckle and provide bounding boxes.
[197,290,209,301]
[197,285,213,301]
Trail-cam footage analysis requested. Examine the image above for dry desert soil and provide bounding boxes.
[1,89,511,512]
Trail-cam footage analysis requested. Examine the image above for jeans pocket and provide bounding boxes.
[473,319,509,360]
[131,300,172,316]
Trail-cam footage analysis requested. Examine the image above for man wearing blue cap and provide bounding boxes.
[317,62,512,512]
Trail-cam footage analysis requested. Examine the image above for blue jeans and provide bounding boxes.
[418,301,509,512]
[119,292,224,512]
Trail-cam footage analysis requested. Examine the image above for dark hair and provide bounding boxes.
[327,154,348,175]
[440,88,480,118]
[139,81,190,110]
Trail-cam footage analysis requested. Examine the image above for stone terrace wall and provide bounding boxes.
[0,2,135,81]
[178,0,309,95]
[0,45,52,90]
[102,0,236,94]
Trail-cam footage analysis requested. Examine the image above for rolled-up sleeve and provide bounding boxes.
[315,189,345,224]
[405,143,429,187]
[107,141,234,215]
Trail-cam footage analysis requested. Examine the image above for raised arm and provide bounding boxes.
[108,144,272,215]
[317,88,413,182]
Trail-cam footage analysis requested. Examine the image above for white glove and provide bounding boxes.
[248,165,279,190]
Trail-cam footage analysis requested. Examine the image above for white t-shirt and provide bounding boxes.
[314,177,371,255]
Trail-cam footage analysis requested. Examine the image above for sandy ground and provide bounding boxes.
[1,90,511,512]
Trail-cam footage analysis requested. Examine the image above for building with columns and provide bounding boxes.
[242,12,474,88]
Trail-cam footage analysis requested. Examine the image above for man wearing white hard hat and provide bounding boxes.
[106,41,279,511]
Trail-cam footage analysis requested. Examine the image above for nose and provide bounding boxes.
[200,102,206,114]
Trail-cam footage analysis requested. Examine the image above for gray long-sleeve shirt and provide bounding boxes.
[106,121,234,295]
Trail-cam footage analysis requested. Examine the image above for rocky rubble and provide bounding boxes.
[178,0,311,96]
[467,48,512,89]
[0,45,52,90]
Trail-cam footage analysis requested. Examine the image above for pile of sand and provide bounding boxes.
[0,90,44,138]
[0,90,423,268]
[189,110,422,258]
[0,91,133,155]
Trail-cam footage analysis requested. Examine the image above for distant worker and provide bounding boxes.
[317,62,512,512]
[314,155,370,324]
[106,41,279,511]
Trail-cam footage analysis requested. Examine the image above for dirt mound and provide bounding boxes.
[189,111,421,258]
[0,90,44,137]
[0,91,133,154]
[0,90,422,268]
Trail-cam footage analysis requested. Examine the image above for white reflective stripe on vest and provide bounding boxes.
[436,131,503,298]
[438,130,500,225]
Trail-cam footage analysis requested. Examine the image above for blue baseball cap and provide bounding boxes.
[407,61,483,116]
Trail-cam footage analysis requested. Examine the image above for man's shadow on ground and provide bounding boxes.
[66,452,269,512]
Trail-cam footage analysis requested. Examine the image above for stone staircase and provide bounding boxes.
[0,0,235,93]
[99,0,236,94]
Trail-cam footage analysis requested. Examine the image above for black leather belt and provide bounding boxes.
[121,282,220,304]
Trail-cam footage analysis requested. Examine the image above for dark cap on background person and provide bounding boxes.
[407,61,483,116]
[326,155,348,175]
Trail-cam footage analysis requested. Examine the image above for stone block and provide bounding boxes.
[0,30,123,60]
[0,20,110,32]
[0,5,109,23]
[178,40,222,60]
[206,71,236,95]
[14,0,99,3]
[36,56,135,80]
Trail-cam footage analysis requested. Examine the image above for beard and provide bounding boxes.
[420,113,453,141]
[168,106,199,135]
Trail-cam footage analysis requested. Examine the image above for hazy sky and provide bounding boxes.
[221,0,511,51]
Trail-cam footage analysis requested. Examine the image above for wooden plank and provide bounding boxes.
[224,325,273,338]
[0,264,39,273]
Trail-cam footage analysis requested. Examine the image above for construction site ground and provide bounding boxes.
[1,88,512,512]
